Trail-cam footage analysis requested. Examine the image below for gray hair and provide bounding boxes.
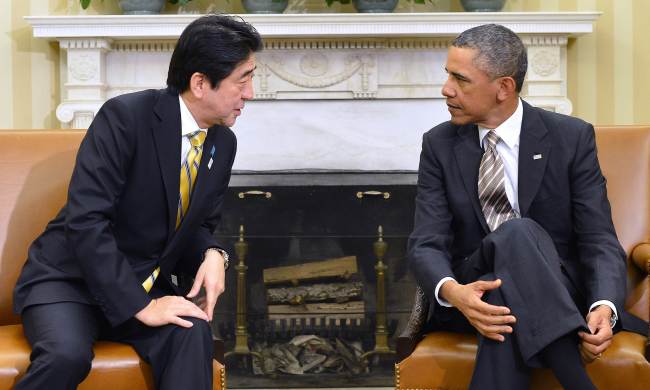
[452,24,527,92]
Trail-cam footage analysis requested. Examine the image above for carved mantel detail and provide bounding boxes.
[258,51,377,99]
[26,13,599,170]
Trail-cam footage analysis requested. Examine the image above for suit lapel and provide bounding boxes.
[152,89,182,243]
[454,124,490,234]
[518,101,551,217]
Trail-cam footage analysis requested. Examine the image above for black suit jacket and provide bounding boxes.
[14,89,236,326]
[408,100,627,326]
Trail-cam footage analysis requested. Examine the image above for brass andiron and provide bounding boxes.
[225,225,261,361]
[361,225,396,360]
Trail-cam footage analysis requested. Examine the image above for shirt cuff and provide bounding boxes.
[589,300,618,328]
[434,277,457,307]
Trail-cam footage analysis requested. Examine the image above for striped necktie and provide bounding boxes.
[176,131,207,228]
[478,130,517,231]
[142,130,206,293]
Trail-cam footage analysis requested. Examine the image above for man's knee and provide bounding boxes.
[167,317,214,363]
[488,218,561,271]
[33,339,93,376]
[491,218,555,248]
[494,217,543,237]
[174,317,213,352]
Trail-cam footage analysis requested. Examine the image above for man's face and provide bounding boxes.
[201,54,256,128]
[441,47,500,127]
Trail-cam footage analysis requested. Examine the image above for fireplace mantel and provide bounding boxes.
[25,12,599,171]
[27,12,598,38]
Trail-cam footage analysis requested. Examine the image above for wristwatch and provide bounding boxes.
[609,312,617,328]
[204,247,229,270]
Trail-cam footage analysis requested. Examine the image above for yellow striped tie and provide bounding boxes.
[142,131,206,293]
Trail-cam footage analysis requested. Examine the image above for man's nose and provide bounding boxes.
[441,79,454,98]
[242,80,254,100]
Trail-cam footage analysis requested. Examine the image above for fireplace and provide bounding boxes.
[212,172,417,387]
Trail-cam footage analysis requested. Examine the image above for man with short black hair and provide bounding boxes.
[13,14,262,390]
[408,24,630,389]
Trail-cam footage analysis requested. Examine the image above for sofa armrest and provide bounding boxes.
[213,338,225,364]
[631,243,650,360]
[397,286,430,362]
[632,243,650,275]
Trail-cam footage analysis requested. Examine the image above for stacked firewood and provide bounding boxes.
[250,256,369,376]
[263,256,365,327]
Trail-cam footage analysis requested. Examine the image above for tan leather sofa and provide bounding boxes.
[0,130,226,389]
[396,126,650,389]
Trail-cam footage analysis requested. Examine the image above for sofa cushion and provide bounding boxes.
[396,331,650,390]
[0,324,225,389]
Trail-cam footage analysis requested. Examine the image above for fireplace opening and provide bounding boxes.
[211,172,417,388]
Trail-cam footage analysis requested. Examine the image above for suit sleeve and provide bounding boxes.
[64,98,152,326]
[183,133,237,275]
[407,131,456,304]
[570,123,627,314]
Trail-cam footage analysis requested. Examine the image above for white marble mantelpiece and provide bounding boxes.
[26,13,599,171]
[26,13,599,38]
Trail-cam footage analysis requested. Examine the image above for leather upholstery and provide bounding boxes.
[0,131,225,389]
[396,126,650,389]
[395,331,650,390]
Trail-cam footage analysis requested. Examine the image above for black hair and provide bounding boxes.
[167,14,262,93]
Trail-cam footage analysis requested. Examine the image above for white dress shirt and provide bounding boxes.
[433,99,617,325]
[179,95,207,166]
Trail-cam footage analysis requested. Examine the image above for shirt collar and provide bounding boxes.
[478,98,523,150]
[179,95,207,137]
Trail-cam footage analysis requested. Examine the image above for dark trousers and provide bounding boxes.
[450,218,589,390]
[15,293,213,390]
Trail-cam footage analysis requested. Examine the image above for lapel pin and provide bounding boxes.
[533,154,543,160]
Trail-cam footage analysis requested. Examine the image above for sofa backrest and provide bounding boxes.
[594,126,650,322]
[0,127,648,325]
[0,130,84,325]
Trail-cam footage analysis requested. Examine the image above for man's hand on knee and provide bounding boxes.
[186,249,227,322]
[440,279,516,342]
[578,305,613,363]
[135,295,208,328]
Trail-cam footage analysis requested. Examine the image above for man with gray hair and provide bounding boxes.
[408,24,630,389]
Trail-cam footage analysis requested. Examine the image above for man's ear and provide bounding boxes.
[496,76,517,102]
[188,72,207,99]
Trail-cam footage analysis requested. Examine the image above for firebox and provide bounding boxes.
[211,172,417,388]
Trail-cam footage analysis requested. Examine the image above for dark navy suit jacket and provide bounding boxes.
[408,100,628,330]
[14,88,236,326]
